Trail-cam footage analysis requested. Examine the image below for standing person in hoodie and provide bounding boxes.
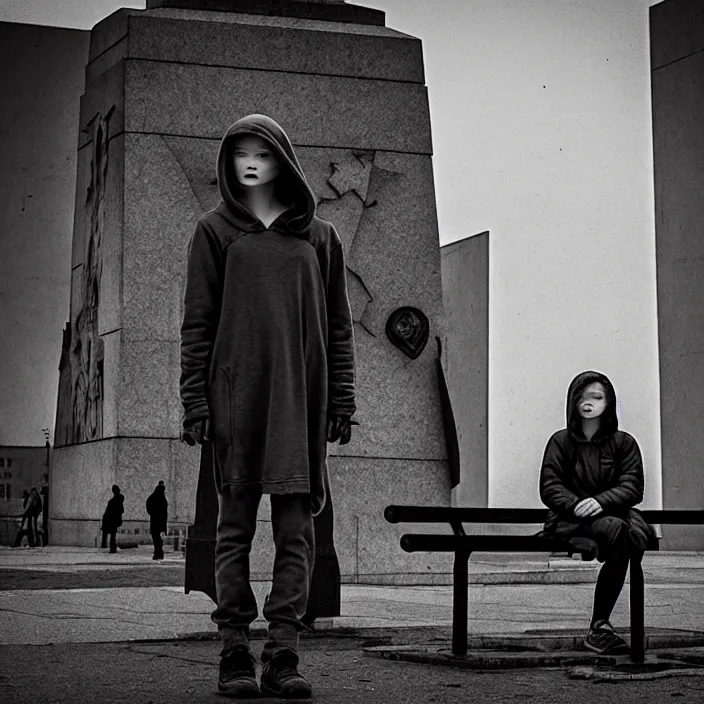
[539,371,653,654]
[146,480,168,560]
[179,114,356,699]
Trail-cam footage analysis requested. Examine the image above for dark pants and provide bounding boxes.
[101,530,117,553]
[211,484,315,662]
[578,515,645,626]
[14,517,36,547]
[151,529,164,558]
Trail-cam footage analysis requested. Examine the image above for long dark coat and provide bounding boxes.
[146,486,168,534]
[101,494,124,533]
[179,114,356,516]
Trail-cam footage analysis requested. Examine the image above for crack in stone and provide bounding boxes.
[125,644,217,667]
[0,607,154,626]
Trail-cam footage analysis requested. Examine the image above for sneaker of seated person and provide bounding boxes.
[218,645,259,698]
[260,648,312,699]
[584,619,629,655]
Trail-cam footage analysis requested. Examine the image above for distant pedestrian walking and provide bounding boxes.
[40,485,49,545]
[14,487,42,547]
[101,484,124,553]
[146,481,168,560]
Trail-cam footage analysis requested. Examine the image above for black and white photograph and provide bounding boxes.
[1,0,703,701]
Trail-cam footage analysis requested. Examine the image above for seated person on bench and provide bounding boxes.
[538,370,653,655]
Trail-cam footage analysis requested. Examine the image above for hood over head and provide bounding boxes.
[566,370,618,440]
[216,114,317,235]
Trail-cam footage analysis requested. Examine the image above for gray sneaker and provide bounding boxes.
[260,649,312,699]
[218,646,259,698]
[584,619,629,654]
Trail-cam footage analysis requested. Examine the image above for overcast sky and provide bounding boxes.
[0,0,665,506]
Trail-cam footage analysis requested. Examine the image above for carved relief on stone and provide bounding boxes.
[316,150,403,338]
[53,323,73,447]
[68,110,112,444]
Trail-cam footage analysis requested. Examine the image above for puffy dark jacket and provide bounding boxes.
[539,370,652,552]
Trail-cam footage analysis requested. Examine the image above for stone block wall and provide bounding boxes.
[51,6,452,579]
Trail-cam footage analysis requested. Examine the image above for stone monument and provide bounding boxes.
[650,0,704,549]
[52,0,453,581]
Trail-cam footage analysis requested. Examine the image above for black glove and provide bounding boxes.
[180,418,210,446]
[326,414,359,445]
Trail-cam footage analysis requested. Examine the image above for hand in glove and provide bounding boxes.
[326,414,358,445]
[180,418,210,446]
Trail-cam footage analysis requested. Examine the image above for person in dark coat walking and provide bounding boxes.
[14,487,42,547]
[40,485,49,546]
[146,481,168,560]
[100,484,124,553]
[539,370,654,655]
[179,114,356,699]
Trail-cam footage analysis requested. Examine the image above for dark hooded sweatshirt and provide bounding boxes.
[179,114,356,516]
[539,371,652,553]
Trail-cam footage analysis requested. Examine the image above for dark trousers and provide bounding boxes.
[101,530,117,553]
[151,529,164,558]
[211,484,314,662]
[579,515,645,626]
[14,517,36,547]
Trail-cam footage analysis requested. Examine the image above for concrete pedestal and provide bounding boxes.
[51,3,452,580]
[651,0,704,549]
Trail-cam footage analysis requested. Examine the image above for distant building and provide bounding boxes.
[0,444,50,518]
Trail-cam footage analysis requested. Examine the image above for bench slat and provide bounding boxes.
[386,506,547,523]
[638,510,704,523]
[386,505,704,525]
[401,534,572,553]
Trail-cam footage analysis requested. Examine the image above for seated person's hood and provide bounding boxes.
[566,370,618,442]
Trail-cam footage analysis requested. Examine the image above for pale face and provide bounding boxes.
[577,382,608,420]
[232,135,280,187]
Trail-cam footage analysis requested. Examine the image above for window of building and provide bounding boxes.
[5,485,10,500]
[0,459,4,468]
[6,459,11,468]
[0,485,5,500]
[3,472,11,479]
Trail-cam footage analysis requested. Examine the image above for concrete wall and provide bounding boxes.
[440,232,489,508]
[651,0,704,549]
[0,22,89,447]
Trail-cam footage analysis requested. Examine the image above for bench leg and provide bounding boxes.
[452,549,471,656]
[629,556,645,663]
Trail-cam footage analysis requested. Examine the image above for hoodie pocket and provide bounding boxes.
[210,367,234,447]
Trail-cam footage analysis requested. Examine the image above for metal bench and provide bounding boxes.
[384,505,704,662]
